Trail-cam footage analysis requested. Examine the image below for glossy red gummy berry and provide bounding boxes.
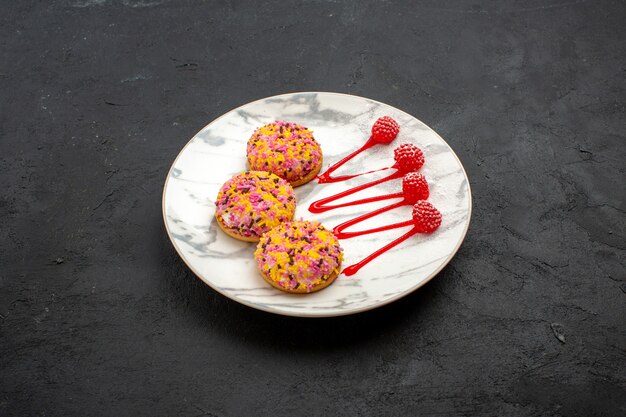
[402,173,429,204]
[371,116,400,144]
[394,143,425,172]
[412,200,442,233]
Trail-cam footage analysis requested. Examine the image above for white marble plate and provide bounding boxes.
[162,92,471,317]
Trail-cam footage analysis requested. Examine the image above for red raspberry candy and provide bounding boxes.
[402,173,429,204]
[394,143,425,172]
[412,200,442,233]
[371,116,400,144]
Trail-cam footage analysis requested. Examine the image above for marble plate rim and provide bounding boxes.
[162,91,472,318]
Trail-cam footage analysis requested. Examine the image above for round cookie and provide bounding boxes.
[246,120,323,187]
[254,220,344,293]
[215,171,296,242]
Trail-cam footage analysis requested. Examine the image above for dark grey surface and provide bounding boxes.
[1,1,624,416]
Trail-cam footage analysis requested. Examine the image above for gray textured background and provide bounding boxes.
[1,1,624,416]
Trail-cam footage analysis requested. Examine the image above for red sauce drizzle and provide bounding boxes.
[317,138,374,183]
[312,166,428,275]
[332,201,408,238]
[343,226,419,276]
[332,172,428,237]
[332,197,416,276]
[309,117,436,276]
[317,116,401,183]
[309,171,404,213]
[317,139,397,183]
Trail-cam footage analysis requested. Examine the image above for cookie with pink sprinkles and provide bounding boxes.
[246,120,323,187]
[215,171,296,242]
[254,220,344,293]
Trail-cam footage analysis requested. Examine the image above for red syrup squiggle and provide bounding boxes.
[316,138,380,184]
[343,226,419,276]
[317,116,400,184]
[309,170,403,213]
[333,201,409,239]
[342,201,442,276]
[332,172,429,238]
[310,116,440,276]
[309,144,426,213]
